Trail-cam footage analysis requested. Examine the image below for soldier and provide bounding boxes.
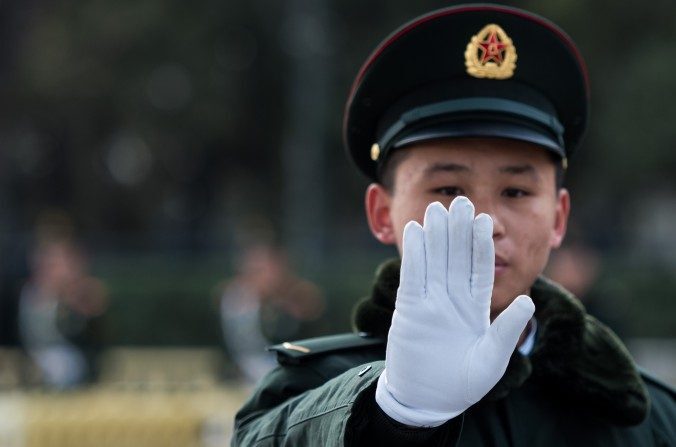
[233,4,675,446]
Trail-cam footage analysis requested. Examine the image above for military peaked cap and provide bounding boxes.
[344,4,590,181]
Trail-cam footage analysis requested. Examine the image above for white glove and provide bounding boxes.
[375,196,535,427]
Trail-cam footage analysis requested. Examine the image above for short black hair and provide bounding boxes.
[549,152,566,190]
[379,148,412,193]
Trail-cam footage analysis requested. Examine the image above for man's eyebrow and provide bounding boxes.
[499,164,538,178]
[423,162,470,175]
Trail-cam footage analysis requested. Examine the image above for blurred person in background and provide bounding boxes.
[18,212,108,389]
[545,239,629,339]
[233,4,675,446]
[219,244,324,384]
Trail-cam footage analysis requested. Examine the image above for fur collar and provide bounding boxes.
[352,258,649,426]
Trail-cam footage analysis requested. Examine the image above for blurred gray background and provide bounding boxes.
[0,0,674,349]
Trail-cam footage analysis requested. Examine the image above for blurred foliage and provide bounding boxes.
[95,251,676,346]
[96,254,227,345]
[94,251,389,346]
[587,261,676,339]
[1,0,675,346]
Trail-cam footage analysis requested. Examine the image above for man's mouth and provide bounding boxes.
[495,255,509,275]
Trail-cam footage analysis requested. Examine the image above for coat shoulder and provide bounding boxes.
[639,368,676,401]
[235,332,385,424]
[268,332,386,365]
[638,369,676,443]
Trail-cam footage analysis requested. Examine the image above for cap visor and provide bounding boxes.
[394,120,565,158]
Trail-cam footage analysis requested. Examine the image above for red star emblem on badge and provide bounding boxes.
[478,30,506,65]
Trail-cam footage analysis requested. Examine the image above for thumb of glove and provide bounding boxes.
[489,295,535,350]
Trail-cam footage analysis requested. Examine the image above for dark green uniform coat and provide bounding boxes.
[233,260,676,446]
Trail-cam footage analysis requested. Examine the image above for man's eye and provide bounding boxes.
[503,188,529,198]
[434,186,463,196]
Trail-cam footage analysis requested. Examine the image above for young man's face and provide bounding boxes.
[365,137,569,318]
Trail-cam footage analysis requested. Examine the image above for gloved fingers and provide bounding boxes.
[488,295,535,350]
[423,202,449,297]
[399,220,426,297]
[447,196,474,298]
[470,213,494,325]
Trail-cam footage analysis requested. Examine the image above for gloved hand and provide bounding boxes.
[375,196,535,427]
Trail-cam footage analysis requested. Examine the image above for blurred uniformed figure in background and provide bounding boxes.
[233,4,675,446]
[18,213,108,388]
[219,244,325,384]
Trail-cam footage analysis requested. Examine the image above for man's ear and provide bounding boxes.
[365,183,397,245]
[550,188,570,248]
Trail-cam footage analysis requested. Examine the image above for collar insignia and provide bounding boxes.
[465,24,517,79]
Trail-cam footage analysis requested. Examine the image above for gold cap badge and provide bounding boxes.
[370,143,381,161]
[465,24,517,79]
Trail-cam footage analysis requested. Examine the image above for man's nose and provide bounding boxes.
[470,198,505,239]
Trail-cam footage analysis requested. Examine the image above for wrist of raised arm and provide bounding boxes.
[349,378,463,446]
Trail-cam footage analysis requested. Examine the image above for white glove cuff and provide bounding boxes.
[374,370,463,428]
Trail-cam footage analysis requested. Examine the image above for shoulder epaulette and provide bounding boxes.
[268,332,385,363]
[639,367,676,400]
